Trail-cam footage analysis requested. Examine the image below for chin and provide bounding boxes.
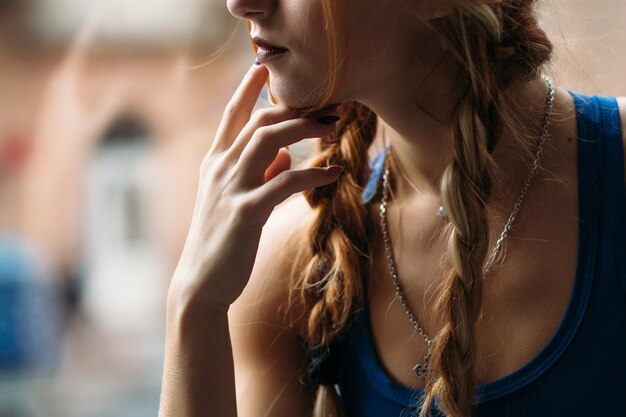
[268,75,327,110]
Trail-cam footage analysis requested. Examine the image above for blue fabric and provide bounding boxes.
[323,92,626,416]
[0,235,62,372]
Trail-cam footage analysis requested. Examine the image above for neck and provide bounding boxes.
[358,47,462,198]
[356,51,549,205]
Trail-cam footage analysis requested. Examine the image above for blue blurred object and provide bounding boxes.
[0,235,62,373]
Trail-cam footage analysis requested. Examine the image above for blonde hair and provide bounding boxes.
[281,1,553,416]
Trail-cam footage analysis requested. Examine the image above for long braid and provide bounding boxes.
[419,21,501,417]
[295,102,377,416]
[419,2,552,416]
[298,102,377,346]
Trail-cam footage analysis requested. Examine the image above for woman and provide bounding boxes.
[159,0,626,416]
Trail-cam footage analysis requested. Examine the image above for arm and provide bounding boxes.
[160,296,238,417]
[229,195,316,416]
[161,197,315,417]
[158,63,341,417]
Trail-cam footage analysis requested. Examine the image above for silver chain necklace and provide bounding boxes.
[378,75,555,377]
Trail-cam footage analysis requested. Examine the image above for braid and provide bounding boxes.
[293,102,377,416]
[419,26,500,417]
[419,2,552,416]
[298,102,377,346]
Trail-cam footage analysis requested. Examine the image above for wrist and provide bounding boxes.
[167,277,230,319]
[166,289,231,346]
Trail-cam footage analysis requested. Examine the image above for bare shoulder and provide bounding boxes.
[617,97,626,184]
[228,193,316,417]
[231,193,315,327]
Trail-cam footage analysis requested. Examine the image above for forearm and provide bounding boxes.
[159,293,237,417]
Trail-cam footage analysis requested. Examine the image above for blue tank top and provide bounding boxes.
[307,92,626,416]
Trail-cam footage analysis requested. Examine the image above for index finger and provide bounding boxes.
[210,64,269,153]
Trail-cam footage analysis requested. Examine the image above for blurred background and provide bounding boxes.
[0,0,623,416]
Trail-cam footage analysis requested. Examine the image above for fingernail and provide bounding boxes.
[317,115,340,125]
[325,165,344,176]
[254,58,261,66]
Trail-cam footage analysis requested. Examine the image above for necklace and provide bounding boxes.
[379,75,555,377]
[388,149,448,218]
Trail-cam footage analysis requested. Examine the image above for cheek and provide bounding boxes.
[267,3,331,107]
[340,12,421,94]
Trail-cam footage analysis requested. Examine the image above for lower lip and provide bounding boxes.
[256,47,288,64]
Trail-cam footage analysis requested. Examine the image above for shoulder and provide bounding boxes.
[235,194,314,316]
[228,194,317,415]
[230,193,314,328]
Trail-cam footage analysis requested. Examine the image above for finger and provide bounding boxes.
[251,166,344,215]
[264,147,291,182]
[227,104,338,159]
[236,116,339,184]
[209,64,269,153]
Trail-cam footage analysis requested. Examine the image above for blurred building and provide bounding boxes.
[0,0,254,278]
[0,1,253,416]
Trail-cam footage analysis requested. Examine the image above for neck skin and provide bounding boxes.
[361,46,460,197]
[355,45,548,208]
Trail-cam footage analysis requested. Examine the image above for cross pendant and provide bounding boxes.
[413,363,428,377]
[412,352,431,377]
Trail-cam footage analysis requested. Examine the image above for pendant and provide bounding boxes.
[413,363,429,377]
[413,352,431,377]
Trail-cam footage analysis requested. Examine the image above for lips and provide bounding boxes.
[252,36,288,64]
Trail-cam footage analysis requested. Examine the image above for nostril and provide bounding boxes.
[245,11,265,18]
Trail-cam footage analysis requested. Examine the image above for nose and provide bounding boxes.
[226,0,275,20]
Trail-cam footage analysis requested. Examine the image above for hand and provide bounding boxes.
[169,64,343,309]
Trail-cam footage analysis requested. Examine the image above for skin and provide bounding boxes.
[159,0,626,415]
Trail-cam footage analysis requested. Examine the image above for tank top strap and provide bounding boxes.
[596,96,626,298]
[570,92,626,300]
